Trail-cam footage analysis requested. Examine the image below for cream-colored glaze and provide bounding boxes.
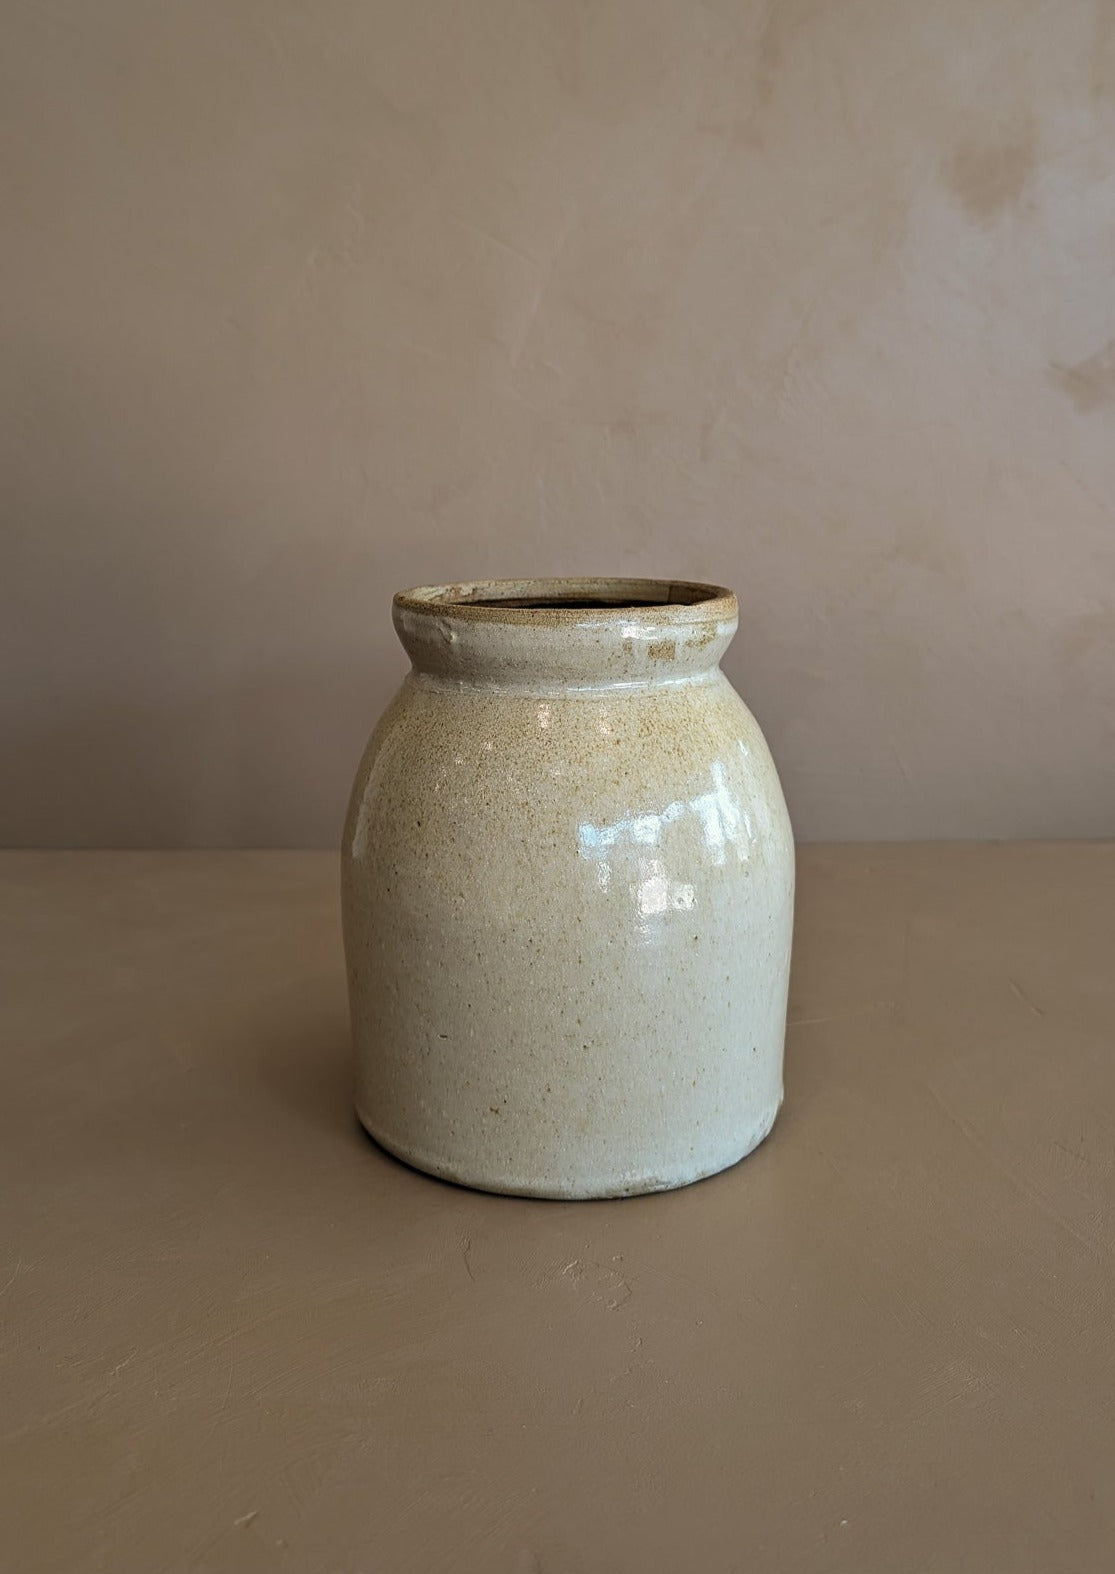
[342,579,794,1198]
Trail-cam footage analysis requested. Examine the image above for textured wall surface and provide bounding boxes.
[3,0,1114,845]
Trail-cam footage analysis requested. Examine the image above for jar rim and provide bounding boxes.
[394,578,737,623]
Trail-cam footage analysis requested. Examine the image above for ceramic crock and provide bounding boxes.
[342,578,794,1198]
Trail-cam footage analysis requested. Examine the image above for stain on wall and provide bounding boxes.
[945,116,1037,223]
[1050,339,1115,412]
[2,0,1114,844]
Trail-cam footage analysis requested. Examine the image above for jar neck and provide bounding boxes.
[392,579,739,692]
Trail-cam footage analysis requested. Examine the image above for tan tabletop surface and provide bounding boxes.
[2,846,1113,1573]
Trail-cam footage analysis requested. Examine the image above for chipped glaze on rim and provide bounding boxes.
[393,578,738,626]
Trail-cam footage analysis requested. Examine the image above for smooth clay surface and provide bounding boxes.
[2,846,1113,1572]
[342,579,794,1197]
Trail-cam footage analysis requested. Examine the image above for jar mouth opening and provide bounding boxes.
[395,578,736,622]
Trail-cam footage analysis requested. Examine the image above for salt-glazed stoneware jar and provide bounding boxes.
[342,579,794,1198]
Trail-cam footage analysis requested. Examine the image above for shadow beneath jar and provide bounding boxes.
[254,1008,482,1196]
[250,1000,355,1136]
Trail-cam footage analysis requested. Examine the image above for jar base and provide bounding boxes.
[355,1094,782,1200]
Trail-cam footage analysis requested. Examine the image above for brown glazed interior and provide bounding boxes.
[394,578,735,621]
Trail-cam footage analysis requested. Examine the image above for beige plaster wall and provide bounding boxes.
[3,0,1113,846]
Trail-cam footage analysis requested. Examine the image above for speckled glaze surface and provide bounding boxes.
[342,579,794,1198]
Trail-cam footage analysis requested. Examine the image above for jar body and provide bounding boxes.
[342,581,794,1198]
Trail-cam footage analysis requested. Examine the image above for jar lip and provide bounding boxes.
[393,578,737,624]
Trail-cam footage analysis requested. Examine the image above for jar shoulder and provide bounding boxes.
[344,673,792,872]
